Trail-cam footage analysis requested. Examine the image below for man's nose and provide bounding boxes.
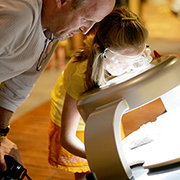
[79,22,95,35]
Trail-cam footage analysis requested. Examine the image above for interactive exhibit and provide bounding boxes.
[77,55,180,180]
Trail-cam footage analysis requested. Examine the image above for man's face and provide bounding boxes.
[51,0,115,41]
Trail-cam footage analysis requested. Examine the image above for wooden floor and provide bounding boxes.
[8,101,74,180]
[8,98,165,180]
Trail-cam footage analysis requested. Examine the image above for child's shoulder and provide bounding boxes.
[64,58,88,76]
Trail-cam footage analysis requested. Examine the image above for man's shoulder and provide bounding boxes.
[0,0,42,44]
[0,0,41,22]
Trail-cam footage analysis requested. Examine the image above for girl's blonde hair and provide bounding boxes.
[72,6,149,89]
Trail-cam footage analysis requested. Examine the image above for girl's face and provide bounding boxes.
[103,45,152,76]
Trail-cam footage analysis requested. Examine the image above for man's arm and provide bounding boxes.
[0,107,13,127]
[0,107,22,172]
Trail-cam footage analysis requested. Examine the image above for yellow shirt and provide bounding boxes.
[50,58,88,131]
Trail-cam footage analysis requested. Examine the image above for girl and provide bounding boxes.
[48,6,152,180]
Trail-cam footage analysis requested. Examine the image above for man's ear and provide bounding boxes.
[93,43,100,52]
[56,0,67,9]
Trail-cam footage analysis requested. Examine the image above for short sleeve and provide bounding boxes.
[63,59,88,100]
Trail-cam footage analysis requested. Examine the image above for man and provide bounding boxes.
[0,0,115,171]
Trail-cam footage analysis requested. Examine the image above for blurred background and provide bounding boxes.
[45,0,180,70]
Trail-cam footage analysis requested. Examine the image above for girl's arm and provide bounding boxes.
[60,92,86,158]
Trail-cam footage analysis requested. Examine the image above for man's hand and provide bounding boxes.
[0,107,21,171]
[0,137,22,171]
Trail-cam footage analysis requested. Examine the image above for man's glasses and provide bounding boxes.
[36,30,53,71]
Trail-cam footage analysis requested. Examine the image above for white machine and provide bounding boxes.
[77,55,180,180]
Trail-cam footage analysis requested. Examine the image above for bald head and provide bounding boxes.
[80,0,116,25]
[72,0,115,12]
[42,0,115,40]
